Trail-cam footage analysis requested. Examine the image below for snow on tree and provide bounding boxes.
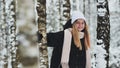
[94,39,107,68]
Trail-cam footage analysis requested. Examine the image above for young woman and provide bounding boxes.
[38,11,91,68]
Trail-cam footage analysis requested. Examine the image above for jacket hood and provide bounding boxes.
[63,19,72,30]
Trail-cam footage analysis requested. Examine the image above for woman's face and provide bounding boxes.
[75,19,85,32]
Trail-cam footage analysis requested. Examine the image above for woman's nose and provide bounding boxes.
[79,24,82,27]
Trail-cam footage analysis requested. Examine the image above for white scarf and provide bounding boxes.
[60,29,87,68]
[61,29,72,68]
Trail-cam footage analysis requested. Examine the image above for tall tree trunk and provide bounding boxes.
[10,1,18,68]
[0,0,7,68]
[36,0,48,68]
[0,0,17,68]
[83,0,85,14]
[89,0,97,68]
[15,0,39,67]
[6,0,17,68]
[96,0,110,68]
[61,0,70,21]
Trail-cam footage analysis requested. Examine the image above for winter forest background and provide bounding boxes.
[0,0,120,68]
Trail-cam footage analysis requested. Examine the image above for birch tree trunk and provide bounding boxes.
[0,0,7,68]
[96,0,110,68]
[60,0,70,25]
[0,0,17,68]
[15,0,39,68]
[9,1,18,68]
[6,0,17,68]
[36,0,48,68]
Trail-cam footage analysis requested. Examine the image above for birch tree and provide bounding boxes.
[15,0,39,67]
[60,0,70,25]
[0,0,17,68]
[0,0,7,68]
[96,0,110,68]
[36,0,48,68]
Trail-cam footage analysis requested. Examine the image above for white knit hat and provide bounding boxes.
[71,11,86,24]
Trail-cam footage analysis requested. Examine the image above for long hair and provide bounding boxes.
[71,20,90,50]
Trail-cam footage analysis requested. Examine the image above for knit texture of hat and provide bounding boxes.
[71,11,86,24]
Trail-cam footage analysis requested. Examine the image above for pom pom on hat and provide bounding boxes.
[71,11,86,24]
